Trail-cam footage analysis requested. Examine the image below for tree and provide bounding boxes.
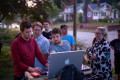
[82,0,90,23]
[0,0,61,24]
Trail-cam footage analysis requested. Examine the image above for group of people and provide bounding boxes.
[11,20,120,80]
[11,20,75,80]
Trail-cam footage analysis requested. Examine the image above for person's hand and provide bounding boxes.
[28,67,42,73]
[91,53,97,60]
[84,55,90,64]
[45,63,49,68]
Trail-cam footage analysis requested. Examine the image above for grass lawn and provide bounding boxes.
[0,44,117,80]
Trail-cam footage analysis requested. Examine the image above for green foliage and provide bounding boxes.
[78,13,83,23]
[0,28,20,43]
[101,17,108,23]
[76,40,86,50]
[53,16,65,23]
[118,19,120,23]
[0,45,14,80]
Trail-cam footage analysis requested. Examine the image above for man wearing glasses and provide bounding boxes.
[32,22,50,70]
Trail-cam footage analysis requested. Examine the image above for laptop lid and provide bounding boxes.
[48,50,84,79]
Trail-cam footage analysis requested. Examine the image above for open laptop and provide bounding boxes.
[48,50,84,79]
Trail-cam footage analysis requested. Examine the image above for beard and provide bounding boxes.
[54,39,61,44]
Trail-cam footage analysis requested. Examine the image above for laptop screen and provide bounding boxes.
[48,50,84,79]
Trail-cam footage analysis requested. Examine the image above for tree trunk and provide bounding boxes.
[73,0,77,49]
[82,0,89,23]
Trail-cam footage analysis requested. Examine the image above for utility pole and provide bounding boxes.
[73,0,77,48]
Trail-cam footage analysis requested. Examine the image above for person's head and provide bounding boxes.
[60,25,68,35]
[32,22,42,38]
[20,20,32,40]
[95,27,107,41]
[117,29,120,39]
[51,28,62,44]
[43,21,50,31]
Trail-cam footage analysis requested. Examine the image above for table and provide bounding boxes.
[25,64,92,80]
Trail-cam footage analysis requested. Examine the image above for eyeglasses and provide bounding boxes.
[33,29,41,32]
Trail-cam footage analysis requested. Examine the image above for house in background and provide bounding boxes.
[60,3,84,21]
[60,2,119,22]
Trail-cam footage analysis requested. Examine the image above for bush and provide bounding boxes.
[53,16,65,23]
[78,13,83,23]
[101,17,108,23]
[76,40,86,50]
[0,28,20,44]
[118,19,120,23]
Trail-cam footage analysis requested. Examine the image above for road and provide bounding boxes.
[68,30,117,68]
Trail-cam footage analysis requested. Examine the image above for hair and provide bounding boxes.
[60,25,68,29]
[20,20,31,32]
[92,37,96,47]
[97,27,108,39]
[117,29,120,32]
[32,22,43,30]
[51,28,62,35]
[44,20,50,24]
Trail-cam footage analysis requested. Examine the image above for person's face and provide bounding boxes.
[33,26,42,38]
[118,31,120,39]
[43,22,50,30]
[21,28,32,40]
[52,33,62,44]
[95,29,104,41]
[61,27,68,35]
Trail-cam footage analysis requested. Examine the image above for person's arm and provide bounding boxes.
[42,40,50,60]
[71,36,75,51]
[84,54,90,64]
[71,45,75,51]
[50,51,56,54]
[11,41,29,72]
[110,40,115,50]
[34,40,48,67]
[87,48,93,60]
[49,45,56,54]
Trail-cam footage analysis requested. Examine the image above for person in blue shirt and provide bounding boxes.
[32,22,50,70]
[49,28,71,53]
[60,25,75,50]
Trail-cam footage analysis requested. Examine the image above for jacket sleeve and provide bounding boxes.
[34,40,47,66]
[11,40,29,72]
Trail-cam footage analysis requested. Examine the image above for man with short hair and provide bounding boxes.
[11,21,48,80]
[49,27,71,53]
[110,29,120,80]
[42,21,53,44]
[32,22,50,70]
[60,25,75,50]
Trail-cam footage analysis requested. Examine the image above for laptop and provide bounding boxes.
[48,50,84,79]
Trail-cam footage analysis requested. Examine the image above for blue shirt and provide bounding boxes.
[49,40,71,52]
[34,34,50,69]
[62,34,75,45]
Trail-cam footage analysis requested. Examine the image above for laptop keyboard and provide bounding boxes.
[40,71,47,75]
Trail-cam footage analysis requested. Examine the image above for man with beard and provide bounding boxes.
[11,21,48,80]
[110,29,120,80]
[49,28,71,53]
[60,25,75,50]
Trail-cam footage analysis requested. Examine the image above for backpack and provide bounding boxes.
[57,64,84,80]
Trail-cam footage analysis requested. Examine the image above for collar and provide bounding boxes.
[36,34,44,41]
[95,38,105,47]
